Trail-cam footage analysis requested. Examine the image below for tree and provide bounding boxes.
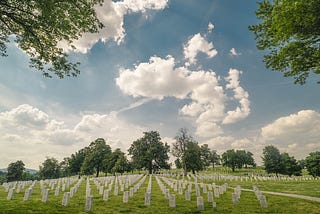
[68,147,89,177]
[39,157,61,179]
[7,160,25,182]
[221,150,238,172]
[280,153,302,176]
[128,131,170,174]
[0,0,103,78]
[200,144,212,169]
[81,138,112,177]
[305,151,320,177]
[172,128,193,176]
[262,145,283,176]
[249,0,320,84]
[112,154,130,175]
[209,150,220,168]
[185,141,203,174]
[174,159,182,169]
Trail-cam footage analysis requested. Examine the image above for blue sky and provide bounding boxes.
[0,0,319,169]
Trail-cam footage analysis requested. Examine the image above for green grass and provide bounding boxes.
[0,173,320,213]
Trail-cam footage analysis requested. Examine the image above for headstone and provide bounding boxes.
[212,201,217,211]
[85,196,93,211]
[185,190,191,201]
[99,186,104,195]
[23,188,32,201]
[114,186,119,196]
[165,189,170,199]
[197,196,204,210]
[232,193,239,205]
[42,189,49,203]
[7,188,14,200]
[259,195,268,208]
[169,194,176,208]
[144,192,151,206]
[103,190,109,201]
[123,191,129,203]
[207,191,213,202]
[196,187,200,197]
[62,192,70,206]
[129,188,134,197]
[55,186,60,196]
[214,188,220,198]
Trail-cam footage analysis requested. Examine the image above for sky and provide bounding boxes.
[0,0,319,169]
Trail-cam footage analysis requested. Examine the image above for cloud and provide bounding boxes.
[59,0,168,53]
[0,104,145,168]
[223,69,250,124]
[229,48,241,56]
[260,110,320,159]
[116,56,250,138]
[208,22,214,33]
[183,33,218,66]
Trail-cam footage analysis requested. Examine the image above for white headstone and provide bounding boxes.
[62,192,70,206]
[55,186,60,196]
[214,188,220,198]
[207,191,213,202]
[23,188,32,201]
[144,192,151,206]
[85,195,93,211]
[212,201,217,211]
[7,188,14,200]
[197,196,204,210]
[103,190,109,201]
[259,195,268,208]
[123,191,129,203]
[185,190,191,201]
[42,189,49,203]
[114,186,119,196]
[232,193,239,205]
[169,194,176,208]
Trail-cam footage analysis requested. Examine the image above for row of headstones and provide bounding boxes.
[85,174,147,211]
[165,172,317,183]
[7,181,36,200]
[144,175,152,206]
[155,176,221,210]
[162,175,268,209]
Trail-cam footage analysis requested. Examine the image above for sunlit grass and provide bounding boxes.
[0,173,319,213]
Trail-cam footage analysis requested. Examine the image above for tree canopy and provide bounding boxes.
[249,0,320,84]
[128,131,170,174]
[39,157,61,179]
[305,151,320,177]
[7,160,25,182]
[81,138,112,177]
[0,0,103,78]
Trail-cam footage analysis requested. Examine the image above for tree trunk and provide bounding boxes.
[232,165,235,172]
[192,169,195,174]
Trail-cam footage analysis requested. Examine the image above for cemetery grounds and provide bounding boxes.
[1,171,320,213]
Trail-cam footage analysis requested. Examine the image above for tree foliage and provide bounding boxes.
[128,131,170,174]
[81,138,112,177]
[249,0,320,84]
[305,151,320,177]
[263,145,302,176]
[222,149,255,172]
[7,160,25,182]
[0,0,103,78]
[39,157,61,179]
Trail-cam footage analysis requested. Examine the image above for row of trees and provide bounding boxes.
[3,130,320,182]
[262,145,320,177]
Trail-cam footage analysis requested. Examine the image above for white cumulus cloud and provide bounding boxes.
[183,33,218,66]
[60,0,168,53]
[260,110,320,159]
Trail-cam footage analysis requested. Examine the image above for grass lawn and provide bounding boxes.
[0,173,319,213]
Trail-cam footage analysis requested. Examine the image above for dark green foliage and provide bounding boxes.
[249,0,320,84]
[128,131,170,174]
[185,141,203,174]
[81,138,112,177]
[262,145,283,175]
[39,157,61,179]
[68,147,89,177]
[174,159,182,169]
[305,151,320,177]
[263,145,302,176]
[0,0,104,78]
[222,149,255,172]
[280,153,302,176]
[6,160,25,182]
